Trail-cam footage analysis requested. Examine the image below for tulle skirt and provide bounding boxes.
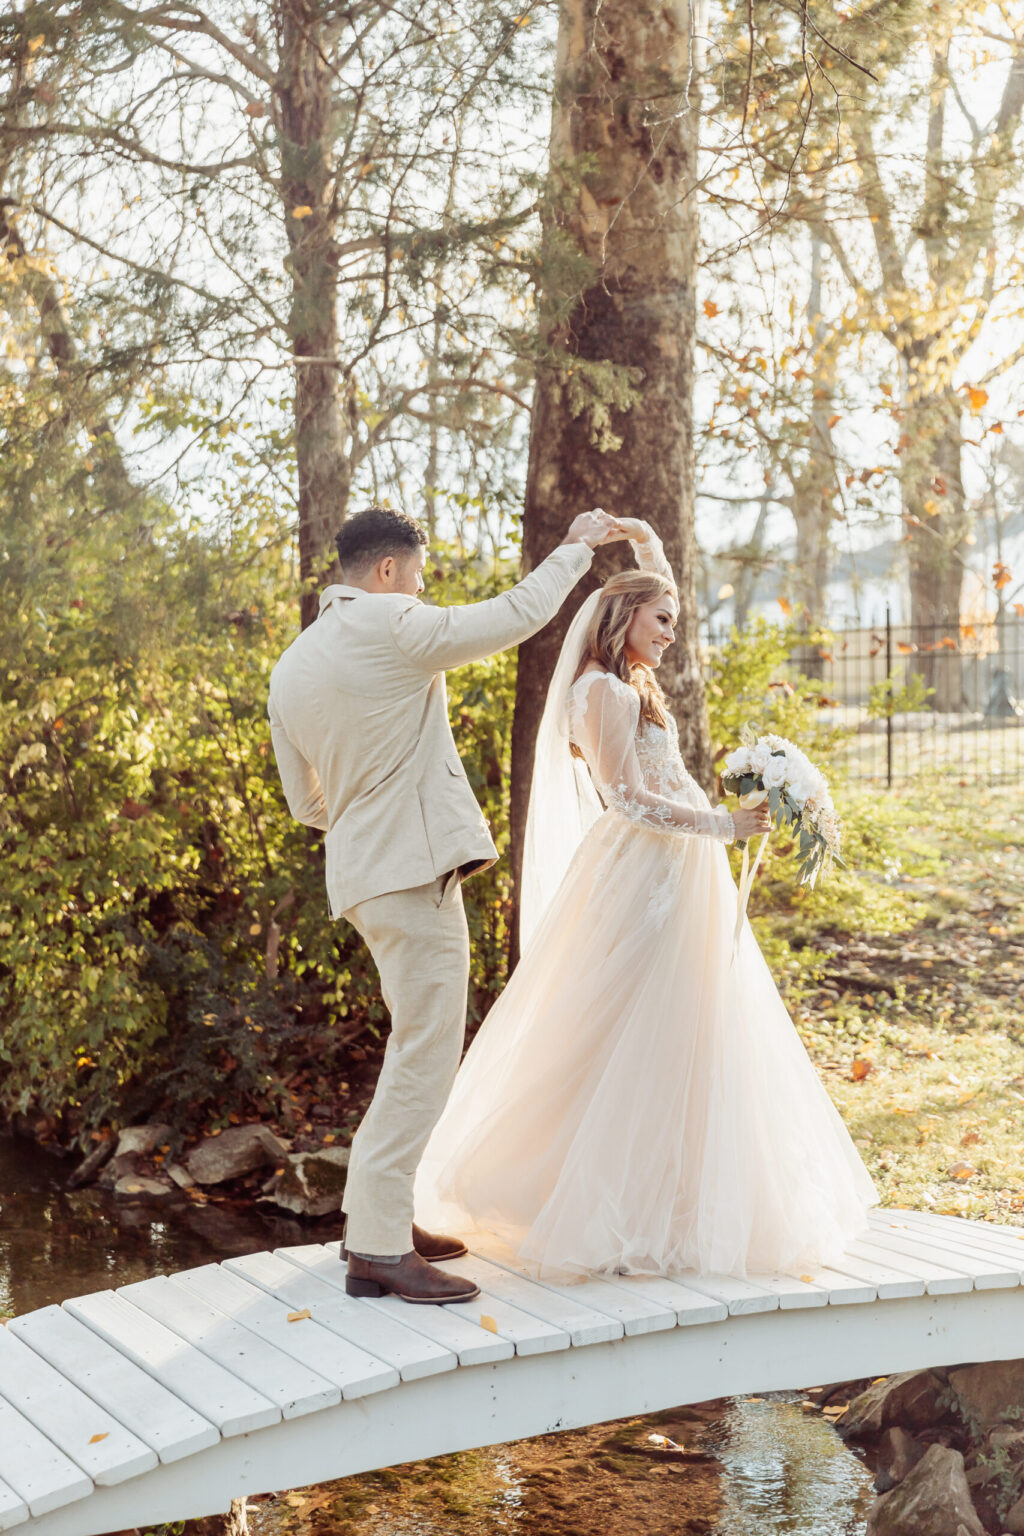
[415,810,877,1279]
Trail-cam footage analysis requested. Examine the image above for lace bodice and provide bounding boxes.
[569,671,735,843]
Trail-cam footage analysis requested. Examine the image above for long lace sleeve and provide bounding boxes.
[572,674,735,842]
[618,518,675,584]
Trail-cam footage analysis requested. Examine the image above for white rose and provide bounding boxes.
[725,747,750,774]
[762,755,787,789]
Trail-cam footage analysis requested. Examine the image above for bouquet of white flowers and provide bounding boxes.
[721,728,844,956]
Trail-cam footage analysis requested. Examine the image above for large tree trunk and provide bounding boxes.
[509,0,710,957]
[276,0,349,630]
[900,384,967,711]
[789,232,836,664]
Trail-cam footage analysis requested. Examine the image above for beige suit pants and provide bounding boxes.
[340,871,471,1255]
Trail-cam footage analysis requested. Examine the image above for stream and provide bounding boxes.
[0,1135,875,1535]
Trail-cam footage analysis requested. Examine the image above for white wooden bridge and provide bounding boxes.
[4,1208,1024,1536]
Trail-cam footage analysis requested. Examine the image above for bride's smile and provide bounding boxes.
[624,594,679,669]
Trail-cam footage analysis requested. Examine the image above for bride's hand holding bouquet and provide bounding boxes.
[721,730,844,958]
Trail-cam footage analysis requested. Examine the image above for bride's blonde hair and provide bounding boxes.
[574,570,676,730]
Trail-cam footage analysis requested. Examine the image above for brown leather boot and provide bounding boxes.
[339,1221,468,1264]
[344,1249,480,1304]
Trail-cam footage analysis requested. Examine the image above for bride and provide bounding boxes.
[415,521,876,1279]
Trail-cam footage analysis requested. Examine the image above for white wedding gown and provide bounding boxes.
[416,558,877,1281]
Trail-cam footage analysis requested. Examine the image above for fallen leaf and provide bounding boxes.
[799,1274,814,1284]
[851,1058,873,1081]
[479,1314,498,1334]
[947,1162,977,1181]
[89,1432,109,1444]
[287,1309,311,1323]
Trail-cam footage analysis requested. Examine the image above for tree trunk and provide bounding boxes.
[276,0,349,630]
[789,232,836,664]
[509,0,709,958]
[900,385,967,711]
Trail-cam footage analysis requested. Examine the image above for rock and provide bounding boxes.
[116,1123,172,1157]
[261,1147,349,1217]
[66,1139,115,1189]
[186,1125,288,1186]
[165,1161,196,1190]
[839,1371,949,1438]
[97,1154,143,1190]
[874,1426,927,1493]
[950,1362,1024,1433]
[868,1445,985,1536]
[113,1176,176,1201]
[1005,1487,1024,1533]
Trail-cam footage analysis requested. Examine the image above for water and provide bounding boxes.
[0,1135,874,1534]
[711,1395,873,1535]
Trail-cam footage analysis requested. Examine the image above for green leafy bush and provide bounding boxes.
[0,381,517,1138]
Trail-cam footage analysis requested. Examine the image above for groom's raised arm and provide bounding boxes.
[389,538,596,674]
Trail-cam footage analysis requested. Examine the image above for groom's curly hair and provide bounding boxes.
[335,506,428,574]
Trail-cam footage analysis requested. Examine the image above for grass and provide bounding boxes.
[748,779,1024,1220]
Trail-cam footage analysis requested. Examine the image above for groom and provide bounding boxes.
[268,503,622,1303]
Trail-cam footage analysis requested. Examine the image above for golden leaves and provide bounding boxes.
[850,1057,873,1081]
[290,205,313,220]
[965,386,988,414]
[947,1162,977,1181]
[287,1308,311,1323]
[777,597,792,617]
[993,561,1013,591]
[479,1314,498,1334]
[703,299,720,318]
[88,1432,109,1444]
[27,34,45,52]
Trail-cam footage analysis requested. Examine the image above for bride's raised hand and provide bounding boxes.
[612,516,652,544]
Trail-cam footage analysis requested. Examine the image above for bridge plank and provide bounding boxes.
[0,1328,156,1488]
[844,1237,973,1295]
[581,1271,730,1323]
[8,1307,219,1465]
[860,1228,1019,1290]
[429,1253,624,1346]
[119,1278,340,1418]
[321,1243,571,1358]
[173,1266,399,1398]
[64,1291,280,1438]
[0,1399,91,1519]
[363,1295,514,1366]
[810,1252,924,1298]
[785,1265,877,1305]
[273,1245,512,1366]
[0,1472,29,1533]
[227,1252,455,1381]
[652,1274,778,1317]
[876,1211,1024,1267]
[471,1242,678,1336]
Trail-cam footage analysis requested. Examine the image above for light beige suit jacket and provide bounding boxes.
[268,541,594,917]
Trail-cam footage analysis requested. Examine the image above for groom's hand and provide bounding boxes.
[562,509,630,549]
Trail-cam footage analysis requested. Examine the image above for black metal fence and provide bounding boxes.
[706,609,1024,787]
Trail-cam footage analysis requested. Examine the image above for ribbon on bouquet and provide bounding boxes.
[732,831,770,963]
